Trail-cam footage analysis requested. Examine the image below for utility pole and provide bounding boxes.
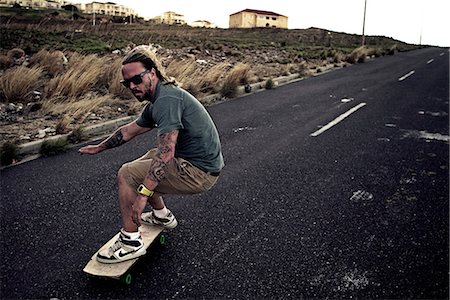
[362,0,367,46]
[93,10,96,26]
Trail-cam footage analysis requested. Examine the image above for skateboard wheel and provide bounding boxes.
[122,273,132,285]
[159,234,166,246]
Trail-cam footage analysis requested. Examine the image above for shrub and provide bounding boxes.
[265,78,275,89]
[40,139,68,156]
[345,46,367,64]
[386,44,397,55]
[67,126,86,144]
[7,48,25,59]
[219,63,250,98]
[220,79,238,98]
[0,66,43,103]
[0,141,20,166]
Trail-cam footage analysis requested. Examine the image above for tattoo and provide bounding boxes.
[103,130,126,149]
[146,130,178,183]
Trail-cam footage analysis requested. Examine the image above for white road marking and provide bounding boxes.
[427,59,434,64]
[401,130,450,143]
[398,70,415,81]
[310,103,367,137]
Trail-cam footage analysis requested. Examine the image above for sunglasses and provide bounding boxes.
[120,69,150,88]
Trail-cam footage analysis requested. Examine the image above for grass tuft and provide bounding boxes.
[28,49,67,76]
[45,53,104,100]
[0,141,20,166]
[40,138,68,156]
[0,66,44,103]
[265,78,275,89]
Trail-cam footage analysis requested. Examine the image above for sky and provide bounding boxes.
[75,0,449,47]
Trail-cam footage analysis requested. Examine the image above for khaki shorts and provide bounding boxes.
[120,148,219,195]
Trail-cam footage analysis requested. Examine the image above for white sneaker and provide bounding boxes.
[141,210,178,229]
[96,230,146,264]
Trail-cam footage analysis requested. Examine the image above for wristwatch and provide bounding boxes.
[136,184,154,197]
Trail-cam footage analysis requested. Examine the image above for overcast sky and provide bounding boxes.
[75,0,449,47]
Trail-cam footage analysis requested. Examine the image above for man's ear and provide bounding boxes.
[149,67,157,78]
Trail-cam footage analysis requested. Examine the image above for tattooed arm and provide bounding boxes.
[79,120,152,155]
[131,130,179,227]
[141,130,179,190]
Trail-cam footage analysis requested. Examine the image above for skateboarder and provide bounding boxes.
[79,45,224,263]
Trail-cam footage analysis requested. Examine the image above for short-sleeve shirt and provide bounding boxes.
[136,82,224,173]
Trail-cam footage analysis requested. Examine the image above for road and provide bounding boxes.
[1,47,448,299]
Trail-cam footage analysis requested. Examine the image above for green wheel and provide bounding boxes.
[159,234,166,246]
[122,273,132,285]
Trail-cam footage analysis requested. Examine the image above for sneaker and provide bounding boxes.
[141,210,178,229]
[96,230,146,264]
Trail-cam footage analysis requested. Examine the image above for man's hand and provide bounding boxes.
[132,195,148,227]
[78,144,104,155]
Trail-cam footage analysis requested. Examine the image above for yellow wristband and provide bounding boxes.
[136,184,154,197]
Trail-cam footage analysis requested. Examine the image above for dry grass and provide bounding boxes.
[166,58,231,97]
[45,53,104,100]
[101,55,132,99]
[0,65,43,103]
[346,46,368,64]
[28,49,67,76]
[220,63,250,98]
[42,94,110,132]
[1,43,385,144]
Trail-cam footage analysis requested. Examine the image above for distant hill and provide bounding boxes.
[0,6,419,55]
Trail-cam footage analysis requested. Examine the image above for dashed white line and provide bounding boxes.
[310,103,367,137]
[427,59,434,64]
[398,70,415,81]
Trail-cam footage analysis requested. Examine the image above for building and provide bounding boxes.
[76,1,136,18]
[0,0,70,9]
[191,20,215,28]
[0,0,137,18]
[151,11,187,25]
[229,9,288,29]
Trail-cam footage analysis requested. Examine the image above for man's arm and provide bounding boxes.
[79,120,152,155]
[131,129,179,226]
[142,129,179,190]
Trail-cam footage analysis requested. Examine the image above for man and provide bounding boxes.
[79,45,224,264]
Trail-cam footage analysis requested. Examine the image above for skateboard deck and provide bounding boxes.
[83,224,165,284]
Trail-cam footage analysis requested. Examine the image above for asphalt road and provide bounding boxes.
[1,47,448,299]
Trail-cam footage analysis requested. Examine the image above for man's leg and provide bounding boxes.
[117,167,139,232]
[118,167,170,230]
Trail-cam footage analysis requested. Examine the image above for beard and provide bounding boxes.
[133,80,152,102]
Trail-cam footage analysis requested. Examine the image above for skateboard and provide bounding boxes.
[83,224,166,284]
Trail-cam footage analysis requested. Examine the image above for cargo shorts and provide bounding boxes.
[120,148,219,195]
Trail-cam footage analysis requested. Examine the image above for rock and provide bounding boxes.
[26,102,42,112]
[43,127,56,134]
[196,59,208,65]
[32,91,42,101]
[37,130,46,139]
[19,135,31,140]
[7,103,16,112]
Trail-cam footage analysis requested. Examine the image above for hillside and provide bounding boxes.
[0,7,423,165]
[0,6,418,55]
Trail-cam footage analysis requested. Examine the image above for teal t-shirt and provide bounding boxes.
[136,82,224,173]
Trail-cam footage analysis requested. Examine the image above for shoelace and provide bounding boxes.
[109,235,125,254]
